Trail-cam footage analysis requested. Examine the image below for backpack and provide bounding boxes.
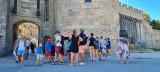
[84,35,88,44]
[60,35,64,45]
[80,34,88,45]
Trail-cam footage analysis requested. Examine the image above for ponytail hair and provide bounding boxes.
[73,29,78,37]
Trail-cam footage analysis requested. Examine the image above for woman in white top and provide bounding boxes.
[16,37,26,64]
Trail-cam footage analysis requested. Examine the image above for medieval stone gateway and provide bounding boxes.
[0,0,160,57]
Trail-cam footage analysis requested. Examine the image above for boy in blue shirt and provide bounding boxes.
[45,39,53,63]
[36,43,43,64]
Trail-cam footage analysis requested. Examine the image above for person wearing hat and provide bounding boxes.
[88,33,96,62]
[36,43,43,64]
[79,28,87,65]
[52,30,63,64]
[44,39,53,63]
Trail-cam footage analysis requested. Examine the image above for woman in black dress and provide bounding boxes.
[66,29,83,67]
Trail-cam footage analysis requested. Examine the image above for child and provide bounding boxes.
[99,36,104,60]
[102,48,106,61]
[36,43,43,64]
[45,39,53,63]
[67,39,71,62]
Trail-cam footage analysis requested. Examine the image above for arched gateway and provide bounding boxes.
[13,21,39,47]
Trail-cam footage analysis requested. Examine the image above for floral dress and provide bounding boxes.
[116,41,130,57]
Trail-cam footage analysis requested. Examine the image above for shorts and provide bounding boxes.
[56,46,62,54]
[100,46,103,50]
[17,50,26,55]
[107,46,111,49]
[67,50,70,53]
[27,46,29,50]
[103,53,106,56]
[79,46,85,53]
[37,54,42,60]
[61,46,64,55]
[46,51,51,57]
[98,51,102,56]
[89,46,94,53]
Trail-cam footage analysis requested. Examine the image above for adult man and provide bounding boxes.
[25,38,30,59]
[52,30,63,64]
[13,36,21,63]
[79,28,87,65]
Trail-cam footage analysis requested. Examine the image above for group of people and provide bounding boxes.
[13,28,130,66]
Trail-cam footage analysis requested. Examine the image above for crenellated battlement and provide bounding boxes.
[119,2,143,14]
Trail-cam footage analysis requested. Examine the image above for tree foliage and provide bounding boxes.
[144,13,151,22]
[144,13,160,30]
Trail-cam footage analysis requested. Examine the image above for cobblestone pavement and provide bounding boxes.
[0,53,160,72]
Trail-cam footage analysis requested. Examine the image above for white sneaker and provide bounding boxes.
[107,56,111,58]
[79,62,85,65]
[94,58,96,60]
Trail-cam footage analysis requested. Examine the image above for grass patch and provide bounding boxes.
[129,46,145,51]
[151,48,160,51]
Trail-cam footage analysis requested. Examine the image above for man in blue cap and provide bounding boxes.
[52,30,63,64]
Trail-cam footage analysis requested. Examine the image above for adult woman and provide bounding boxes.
[16,37,26,64]
[94,36,100,61]
[66,29,83,67]
[115,37,130,64]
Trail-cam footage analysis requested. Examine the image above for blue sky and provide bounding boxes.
[119,0,160,20]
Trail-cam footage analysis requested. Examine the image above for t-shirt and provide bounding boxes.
[107,41,111,47]
[67,42,71,50]
[45,43,53,51]
[56,35,62,46]
[26,40,30,46]
[89,37,95,46]
[36,47,42,54]
[14,40,19,45]
[99,40,104,47]
[18,40,26,50]
[95,40,99,48]
[79,33,86,45]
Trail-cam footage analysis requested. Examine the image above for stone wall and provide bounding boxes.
[54,0,120,53]
[142,21,160,48]
[0,0,7,57]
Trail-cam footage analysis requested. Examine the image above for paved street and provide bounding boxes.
[0,53,160,72]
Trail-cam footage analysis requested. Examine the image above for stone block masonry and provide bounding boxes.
[0,0,160,57]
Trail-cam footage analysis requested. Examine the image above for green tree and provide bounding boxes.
[144,13,151,22]
[150,19,156,29]
[156,19,160,30]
